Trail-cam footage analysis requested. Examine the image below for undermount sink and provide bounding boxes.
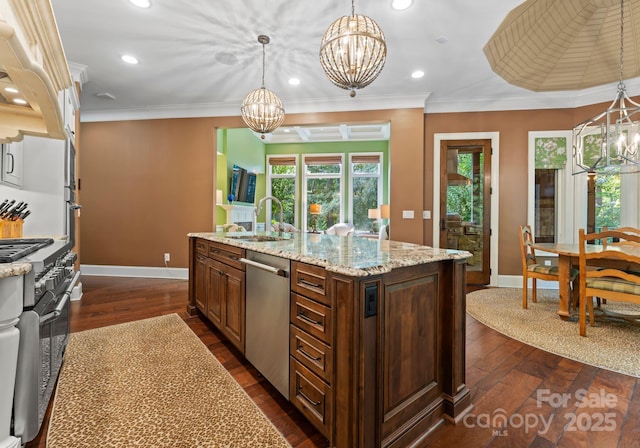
[227,235,289,242]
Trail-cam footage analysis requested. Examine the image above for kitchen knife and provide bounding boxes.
[0,199,8,212]
[3,201,23,219]
[18,210,30,220]
[0,199,15,216]
[10,203,28,220]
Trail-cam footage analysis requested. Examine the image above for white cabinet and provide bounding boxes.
[60,87,78,138]
[1,141,24,188]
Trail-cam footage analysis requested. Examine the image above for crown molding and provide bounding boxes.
[79,77,640,122]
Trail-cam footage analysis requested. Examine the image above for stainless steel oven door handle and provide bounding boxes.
[39,271,80,324]
[239,257,289,277]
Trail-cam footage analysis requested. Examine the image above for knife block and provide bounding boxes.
[0,219,23,238]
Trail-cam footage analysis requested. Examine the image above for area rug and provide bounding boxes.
[467,288,640,378]
[47,314,291,448]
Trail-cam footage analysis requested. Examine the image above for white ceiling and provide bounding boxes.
[52,0,640,128]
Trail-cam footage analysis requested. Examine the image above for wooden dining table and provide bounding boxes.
[531,242,640,320]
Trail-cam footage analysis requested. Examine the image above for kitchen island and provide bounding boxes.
[187,232,471,448]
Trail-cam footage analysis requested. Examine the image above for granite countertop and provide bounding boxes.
[0,262,32,279]
[188,231,471,277]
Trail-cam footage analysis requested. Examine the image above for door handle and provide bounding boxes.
[441,218,446,231]
[6,152,14,174]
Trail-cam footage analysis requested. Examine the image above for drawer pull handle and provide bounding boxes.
[298,311,322,326]
[299,279,322,289]
[197,255,206,261]
[298,346,322,362]
[297,387,321,407]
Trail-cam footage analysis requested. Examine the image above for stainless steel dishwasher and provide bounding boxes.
[240,250,290,399]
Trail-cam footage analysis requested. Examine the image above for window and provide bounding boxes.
[303,155,343,232]
[528,131,575,244]
[349,153,382,231]
[529,131,640,245]
[534,169,556,243]
[266,155,298,229]
[594,173,621,231]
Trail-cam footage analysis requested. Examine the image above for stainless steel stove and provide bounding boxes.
[0,238,54,263]
[3,238,79,444]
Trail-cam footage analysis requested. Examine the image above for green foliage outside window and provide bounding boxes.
[446,153,483,223]
[595,173,621,231]
[308,178,341,231]
[270,178,295,225]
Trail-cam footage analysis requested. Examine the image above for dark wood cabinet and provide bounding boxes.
[289,261,335,442]
[193,253,207,313]
[206,259,223,327]
[188,238,245,354]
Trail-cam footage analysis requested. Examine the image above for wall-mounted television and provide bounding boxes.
[230,164,256,204]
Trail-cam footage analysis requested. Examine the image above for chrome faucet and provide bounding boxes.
[255,196,284,237]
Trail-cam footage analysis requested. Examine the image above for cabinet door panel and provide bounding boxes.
[206,259,223,327]
[194,254,207,313]
[223,265,245,353]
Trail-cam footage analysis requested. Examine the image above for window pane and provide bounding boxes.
[352,177,378,231]
[307,164,341,174]
[271,165,295,175]
[534,169,556,243]
[595,173,621,231]
[352,162,379,174]
[308,178,341,231]
[270,178,296,225]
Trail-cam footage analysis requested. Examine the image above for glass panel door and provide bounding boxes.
[440,140,491,285]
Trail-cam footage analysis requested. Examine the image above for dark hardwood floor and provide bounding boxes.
[25,277,639,448]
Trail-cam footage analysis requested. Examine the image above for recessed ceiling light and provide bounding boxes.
[4,87,18,93]
[435,35,449,44]
[288,78,301,86]
[121,54,139,64]
[13,98,27,105]
[411,70,425,79]
[215,52,239,65]
[129,0,151,7]
[391,0,413,10]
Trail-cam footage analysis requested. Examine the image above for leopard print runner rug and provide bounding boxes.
[47,314,291,448]
[467,288,640,378]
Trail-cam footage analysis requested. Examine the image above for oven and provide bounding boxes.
[0,238,79,444]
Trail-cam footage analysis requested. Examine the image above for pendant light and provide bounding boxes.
[241,35,285,138]
[573,0,640,174]
[319,0,387,97]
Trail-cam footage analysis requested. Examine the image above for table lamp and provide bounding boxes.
[380,204,390,220]
[368,208,380,233]
[310,203,322,233]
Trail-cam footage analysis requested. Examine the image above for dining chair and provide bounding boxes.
[519,225,577,309]
[578,228,640,336]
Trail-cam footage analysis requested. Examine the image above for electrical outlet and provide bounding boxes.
[164,253,170,263]
[544,260,551,266]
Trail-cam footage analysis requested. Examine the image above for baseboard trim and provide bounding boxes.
[80,264,189,280]
[497,275,559,290]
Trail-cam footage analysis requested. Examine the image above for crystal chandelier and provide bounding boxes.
[241,35,285,138]
[573,0,640,175]
[319,0,386,97]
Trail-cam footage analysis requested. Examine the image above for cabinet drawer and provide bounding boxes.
[290,325,333,383]
[290,358,333,439]
[291,262,329,306]
[208,241,245,270]
[291,293,333,344]
[195,239,208,255]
